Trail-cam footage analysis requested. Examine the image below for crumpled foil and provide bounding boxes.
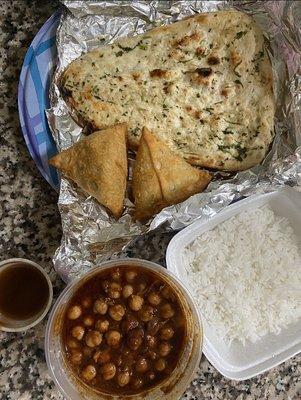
[47,0,301,282]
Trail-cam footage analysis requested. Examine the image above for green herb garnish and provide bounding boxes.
[117,44,134,52]
[222,128,234,135]
[234,60,242,77]
[224,119,242,125]
[235,31,247,40]
[217,143,248,161]
[139,44,148,50]
[131,127,140,137]
[204,107,214,114]
[234,79,243,87]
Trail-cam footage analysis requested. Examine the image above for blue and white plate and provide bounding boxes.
[18,11,61,191]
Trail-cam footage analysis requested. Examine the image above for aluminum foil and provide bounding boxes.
[47,0,301,282]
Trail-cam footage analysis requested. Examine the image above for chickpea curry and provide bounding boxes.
[62,266,187,395]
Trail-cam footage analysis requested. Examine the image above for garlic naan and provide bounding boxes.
[62,9,274,171]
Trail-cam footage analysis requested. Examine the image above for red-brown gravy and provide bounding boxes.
[62,266,187,395]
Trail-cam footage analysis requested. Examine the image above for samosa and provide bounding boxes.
[49,123,128,219]
[133,127,212,220]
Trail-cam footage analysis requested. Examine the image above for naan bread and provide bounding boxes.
[62,9,274,171]
[133,128,212,220]
[49,123,128,219]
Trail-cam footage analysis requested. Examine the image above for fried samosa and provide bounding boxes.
[49,123,128,219]
[133,127,212,220]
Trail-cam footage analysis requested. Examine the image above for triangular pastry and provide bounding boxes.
[49,123,128,219]
[133,127,212,220]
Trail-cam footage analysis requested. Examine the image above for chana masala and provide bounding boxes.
[62,266,187,395]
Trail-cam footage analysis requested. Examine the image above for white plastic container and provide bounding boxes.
[45,258,203,399]
[166,187,301,380]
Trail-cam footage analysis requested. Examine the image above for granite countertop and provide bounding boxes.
[0,1,300,399]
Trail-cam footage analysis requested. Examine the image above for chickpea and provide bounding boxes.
[106,330,121,347]
[102,280,110,292]
[135,357,149,373]
[147,317,161,335]
[158,342,171,357]
[67,305,82,320]
[123,348,131,356]
[155,358,166,372]
[109,304,125,321]
[70,349,83,365]
[111,268,121,281]
[121,317,139,333]
[71,325,85,341]
[81,365,96,381]
[81,297,92,308]
[122,284,134,299]
[125,270,137,283]
[85,330,102,347]
[146,371,155,381]
[83,315,94,327]
[116,354,123,367]
[95,319,110,333]
[121,362,132,372]
[160,303,175,319]
[127,328,143,351]
[67,338,79,349]
[83,346,93,357]
[160,326,174,340]
[119,352,135,371]
[148,350,158,361]
[137,282,147,293]
[93,348,111,364]
[117,371,130,387]
[132,378,144,389]
[101,362,116,381]
[148,292,162,306]
[108,282,122,299]
[138,305,155,322]
[128,295,144,311]
[93,349,101,363]
[161,286,174,301]
[145,334,156,348]
[94,299,108,315]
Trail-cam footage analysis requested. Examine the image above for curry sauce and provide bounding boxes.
[62,266,187,395]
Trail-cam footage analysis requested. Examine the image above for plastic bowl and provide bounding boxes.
[45,258,203,400]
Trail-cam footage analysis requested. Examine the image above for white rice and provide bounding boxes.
[184,205,301,345]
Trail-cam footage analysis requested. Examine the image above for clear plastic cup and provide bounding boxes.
[45,258,203,400]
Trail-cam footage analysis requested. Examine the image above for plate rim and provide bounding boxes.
[18,9,61,191]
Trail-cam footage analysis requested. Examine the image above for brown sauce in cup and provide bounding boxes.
[62,266,187,395]
[0,263,49,320]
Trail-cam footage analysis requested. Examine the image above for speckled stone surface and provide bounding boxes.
[0,1,300,399]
